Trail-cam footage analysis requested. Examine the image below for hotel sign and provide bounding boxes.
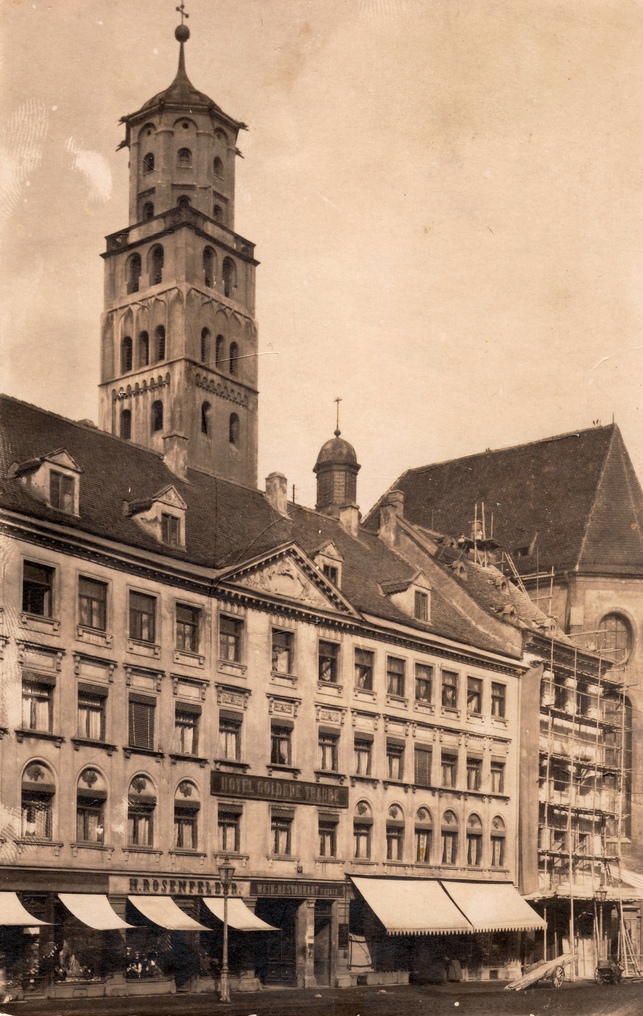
[211,771,348,808]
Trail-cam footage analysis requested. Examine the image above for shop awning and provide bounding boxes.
[350,877,472,935]
[127,896,209,931]
[0,892,48,926]
[58,894,134,931]
[202,897,278,932]
[441,881,545,933]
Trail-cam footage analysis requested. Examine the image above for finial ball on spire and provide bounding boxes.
[175,23,190,42]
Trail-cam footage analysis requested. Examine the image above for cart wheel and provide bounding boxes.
[594,967,603,985]
[551,965,564,988]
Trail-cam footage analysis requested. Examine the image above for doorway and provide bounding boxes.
[314,901,333,986]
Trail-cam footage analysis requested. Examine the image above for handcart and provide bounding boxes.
[504,953,574,991]
[594,959,624,984]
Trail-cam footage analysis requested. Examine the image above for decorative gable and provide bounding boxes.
[124,484,187,549]
[221,545,359,617]
[380,569,432,624]
[9,448,82,516]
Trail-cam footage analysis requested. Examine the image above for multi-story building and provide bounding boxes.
[0,18,544,1002]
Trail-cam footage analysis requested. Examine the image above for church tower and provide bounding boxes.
[98,16,258,486]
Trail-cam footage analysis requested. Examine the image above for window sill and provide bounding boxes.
[441,706,461,719]
[122,846,163,856]
[353,687,375,699]
[20,612,60,635]
[266,854,296,861]
[169,752,209,767]
[174,649,205,669]
[350,775,379,788]
[466,712,484,723]
[123,746,164,760]
[169,849,207,858]
[317,681,343,695]
[217,659,247,678]
[213,851,249,862]
[14,839,63,855]
[314,770,346,785]
[15,728,64,747]
[127,638,161,660]
[414,701,434,713]
[76,625,112,649]
[349,858,376,867]
[214,758,251,772]
[382,779,411,791]
[271,671,298,687]
[386,695,408,709]
[71,842,113,855]
[491,716,508,727]
[71,737,118,755]
[315,856,344,864]
[266,764,301,777]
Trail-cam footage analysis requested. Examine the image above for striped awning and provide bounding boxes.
[350,877,471,935]
[0,892,48,927]
[441,881,545,933]
[128,896,209,931]
[203,897,278,932]
[58,894,133,930]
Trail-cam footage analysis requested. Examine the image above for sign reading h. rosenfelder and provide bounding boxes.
[211,771,348,808]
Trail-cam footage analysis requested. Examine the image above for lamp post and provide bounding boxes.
[218,856,235,1003]
[596,885,608,962]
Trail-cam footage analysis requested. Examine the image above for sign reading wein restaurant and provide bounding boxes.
[211,771,349,808]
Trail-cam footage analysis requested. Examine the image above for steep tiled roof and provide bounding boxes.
[0,395,521,659]
[366,425,643,575]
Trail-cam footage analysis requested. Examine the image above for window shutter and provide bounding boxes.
[129,699,154,748]
[415,747,432,786]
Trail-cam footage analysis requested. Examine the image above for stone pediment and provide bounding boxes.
[224,547,358,616]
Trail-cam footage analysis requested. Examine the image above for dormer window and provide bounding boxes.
[414,590,429,622]
[10,448,82,516]
[314,541,344,589]
[323,564,338,585]
[162,513,181,548]
[49,471,74,513]
[381,570,432,626]
[125,484,187,550]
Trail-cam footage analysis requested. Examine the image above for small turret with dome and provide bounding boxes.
[314,402,361,515]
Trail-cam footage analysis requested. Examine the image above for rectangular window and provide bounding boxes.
[272,629,294,674]
[414,746,432,787]
[219,616,243,662]
[467,676,483,715]
[318,640,340,683]
[553,681,568,711]
[271,815,292,855]
[386,741,404,781]
[318,732,339,772]
[322,564,339,585]
[218,717,241,760]
[22,561,54,618]
[386,824,404,861]
[77,691,105,741]
[353,822,371,859]
[318,817,338,858]
[175,707,199,755]
[467,831,482,866]
[49,471,75,512]
[442,670,459,709]
[354,737,372,776]
[466,757,482,791]
[161,513,181,547]
[176,604,200,653]
[78,577,107,631]
[354,648,374,691]
[441,752,457,788]
[22,679,53,731]
[491,760,505,795]
[128,697,155,750]
[414,663,433,705]
[76,800,105,844]
[128,804,153,847]
[22,795,52,840]
[491,834,505,867]
[129,591,156,643]
[441,830,458,865]
[491,682,506,718]
[218,810,240,853]
[387,656,405,698]
[414,590,429,621]
[271,724,292,766]
[174,809,198,850]
[415,826,432,863]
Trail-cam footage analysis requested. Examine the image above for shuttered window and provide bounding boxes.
[128,698,155,749]
[414,746,432,787]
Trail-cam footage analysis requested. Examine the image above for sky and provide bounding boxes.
[2,0,643,512]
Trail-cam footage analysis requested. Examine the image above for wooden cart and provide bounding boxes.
[504,953,575,991]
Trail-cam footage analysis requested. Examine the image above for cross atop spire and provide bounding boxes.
[176,2,189,25]
[334,397,343,438]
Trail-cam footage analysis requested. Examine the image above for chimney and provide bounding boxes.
[163,432,189,480]
[337,503,361,537]
[378,489,404,549]
[265,472,288,516]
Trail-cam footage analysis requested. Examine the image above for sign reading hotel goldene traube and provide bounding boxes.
[211,771,349,808]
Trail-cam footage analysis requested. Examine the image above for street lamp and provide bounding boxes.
[218,856,236,1003]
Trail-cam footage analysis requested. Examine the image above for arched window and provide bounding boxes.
[121,336,133,373]
[128,775,155,848]
[203,246,215,287]
[229,341,239,377]
[21,762,55,840]
[76,768,106,844]
[126,253,142,295]
[154,325,166,361]
[151,400,163,433]
[386,804,404,861]
[229,412,239,446]
[142,152,155,173]
[213,204,223,222]
[596,613,633,665]
[201,401,211,436]
[441,810,458,865]
[491,816,506,868]
[149,244,164,286]
[200,327,210,363]
[222,257,236,298]
[415,807,432,863]
[215,334,225,367]
[174,780,199,850]
[466,813,483,866]
[213,156,224,177]
[177,147,192,167]
[353,801,372,859]
[120,409,132,440]
[177,195,191,211]
[138,331,149,367]
[142,201,154,222]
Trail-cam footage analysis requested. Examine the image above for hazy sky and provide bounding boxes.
[2,0,643,512]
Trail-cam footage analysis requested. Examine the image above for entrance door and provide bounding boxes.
[314,901,332,986]
[254,899,298,985]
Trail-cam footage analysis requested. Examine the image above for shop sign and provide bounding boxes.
[111,876,239,896]
[211,771,349,808]
[250,880,345,898]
